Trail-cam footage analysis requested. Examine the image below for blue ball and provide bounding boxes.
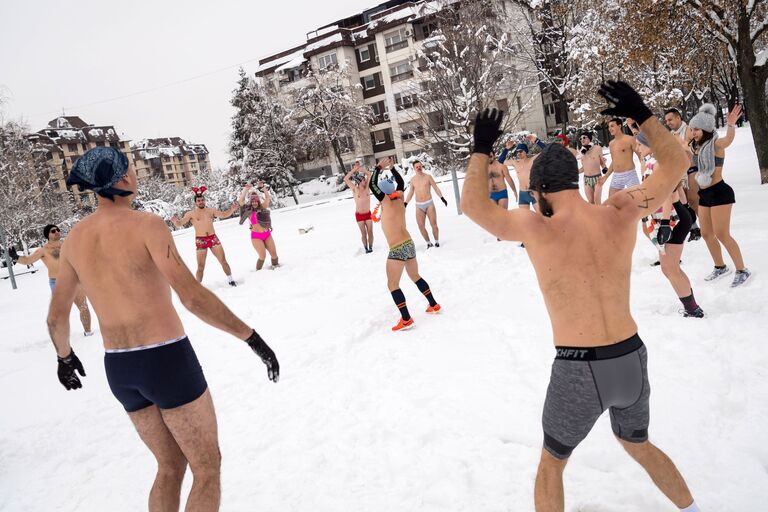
[378,178,396,195]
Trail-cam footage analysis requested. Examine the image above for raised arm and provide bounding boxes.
[16,247,45,266]
[461,110,542,242]
[715,104,741,150]
[260,184,271,209]
[343,163,358,189]
[599,81,688,221]
[170,210,192,228]
[238,184,253,206]
[143,214,278,381]
[213,201,239,219]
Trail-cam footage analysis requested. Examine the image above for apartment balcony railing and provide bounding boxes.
[385,40,408,53]
[390,70,413,83]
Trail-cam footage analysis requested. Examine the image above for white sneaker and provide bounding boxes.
[731,269,751,288]
[704,266,730,281]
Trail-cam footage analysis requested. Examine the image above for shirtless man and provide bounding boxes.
[488,149,518,209]
[171,187,239,286]
[404,160,447,248]
[461,82,700,512]
[16,224,93,336]
[599,118,640,196]
[52,146,279,511]
[664,108,701,241]
[343,162,374,253]
[369,157,441,332]
[578,132,607,205]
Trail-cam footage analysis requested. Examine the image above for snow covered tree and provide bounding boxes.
[229,68,302,203]
[405,0,537,163]
[0,118,62,248]
[291,63,376,177]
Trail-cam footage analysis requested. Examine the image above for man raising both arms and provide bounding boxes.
[600,118,641,196]
[171,187,239,286]
[461,83,700,511]
[343,162,374,253]
[16,224,93,336]
[404,160,448,248]
[370,157,441,331]
[52,147,279,511]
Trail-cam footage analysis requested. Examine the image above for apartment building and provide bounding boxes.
[27,116,134,206]
[131,138,211,187]
[254,0,549,180]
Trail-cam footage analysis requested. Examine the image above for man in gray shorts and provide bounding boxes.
[461,82,701,511]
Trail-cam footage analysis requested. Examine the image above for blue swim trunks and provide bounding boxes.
[518,191,537,206]
[490,189,509,202]
[49,278,56,292]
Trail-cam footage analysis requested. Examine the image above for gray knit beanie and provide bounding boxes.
[688,103,717,132]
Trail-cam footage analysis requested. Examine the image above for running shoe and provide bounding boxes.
[84,331,95,337]
[434,242,440,248]
[682,307,705,318]
[687,227,701,242]
[730,269,752,288]
[427,242,434,248]
[392,318,414,331]
[426,304,442,314]
[704,265,730,281]
[228,280,238,287]
[650,260,660,267]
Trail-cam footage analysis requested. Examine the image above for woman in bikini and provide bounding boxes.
[239,183,279,270]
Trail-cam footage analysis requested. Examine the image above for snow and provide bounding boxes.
[305,33,344,53]
[255,47,307,74]
[1,127,767,511]
[275,55,307,72]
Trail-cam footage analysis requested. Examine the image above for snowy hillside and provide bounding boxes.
[0,128,766,511]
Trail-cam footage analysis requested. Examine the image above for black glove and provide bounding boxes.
[57,350,86,390]
[246,330,279,382]
[440,197,448,207]
[404,201,408,207]
[601,167,608,175]
[598,80,653,125]
[472,108,504,155]
[657,219,672,245]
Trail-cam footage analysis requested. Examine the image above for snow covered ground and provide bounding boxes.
[1,128,767,511]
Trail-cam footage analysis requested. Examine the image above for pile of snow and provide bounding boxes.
[1,128,766,511]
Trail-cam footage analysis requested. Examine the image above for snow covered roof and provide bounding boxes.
[369,5,418,29]
[47,116,88,129]
[131,138,209,160]
[305,32,345,53]
[275,54,307,72]
[256,46,307,74]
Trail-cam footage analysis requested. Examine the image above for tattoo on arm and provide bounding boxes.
[167,245,183,265]
[626,188,655,209]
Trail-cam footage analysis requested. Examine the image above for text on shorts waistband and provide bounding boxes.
[555,333,643,361]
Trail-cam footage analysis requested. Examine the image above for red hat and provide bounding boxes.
[555,134,569,146]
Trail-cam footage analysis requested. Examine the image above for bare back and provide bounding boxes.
[609,135,637,171]
[524,202,638,347]
[380,197,411,247]
[63,210,184,349]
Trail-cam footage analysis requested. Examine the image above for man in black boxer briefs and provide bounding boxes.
[48,147,279,511]
[461,83,701,511]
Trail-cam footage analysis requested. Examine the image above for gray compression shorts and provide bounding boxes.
[542,334,650,459]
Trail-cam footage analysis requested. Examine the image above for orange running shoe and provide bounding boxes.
[425,304,442,314]
[392,318,414,331]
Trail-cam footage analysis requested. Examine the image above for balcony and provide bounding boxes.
[372,139,396,152]
[395,97,418,111]
[390,70,413,83]
[385,40,408,53]
[372,113,390,124]
[362,82,385,99]
[401,128,425,141]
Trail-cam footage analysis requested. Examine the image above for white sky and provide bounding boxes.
[0,0,370,167]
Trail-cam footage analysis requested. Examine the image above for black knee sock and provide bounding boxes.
[415,278,437,307]
[679,289,699,313]
[391,289,411,321]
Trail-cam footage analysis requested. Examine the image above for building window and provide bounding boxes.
[390,61,412,83]
[189,154,196,160]
[338,135,354,153]
[395,92,418,111]
[109,142,119,149]
[67,143,78,152]
[385,29,408,52]
[362,74,377,90]
[96,141,105,147]
[421,23,438,39]
[372,129,390,145]
[400,121,423,140]
[358,47,371,62]
[318,52,337,70]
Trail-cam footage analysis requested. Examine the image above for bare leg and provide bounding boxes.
[404,257,420,283]
[711,204,745,270]
[585,184,595,205]
[356,221,368,249]
[129,405,188,512]
[365,220,374,249]
[386,258,407,292]
[659,243,691,297]
[74,289,92,333]
[210,245,232,277]
[195,249,207,282]
[251,239,266,270]
[608,186,621,197]
[415,207,430,243]
[618,439,694,509]
[687,174,700,213]
[698,206,724,266]
[534,449,568,512]
[264,235,279,266]
[426,205,439,242]
[160,390,221,512]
